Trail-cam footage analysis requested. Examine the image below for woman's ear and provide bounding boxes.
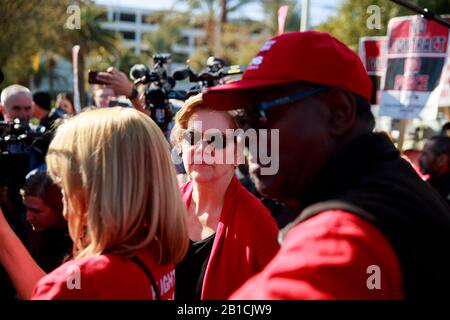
[176,144,183,157]
[324,88,357,136]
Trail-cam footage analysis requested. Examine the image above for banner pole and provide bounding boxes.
[72,45,81,114]
[397,119,408,152]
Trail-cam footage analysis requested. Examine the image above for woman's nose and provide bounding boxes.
[193,140,214,163]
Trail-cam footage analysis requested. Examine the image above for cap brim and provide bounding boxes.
[203,79,292,110]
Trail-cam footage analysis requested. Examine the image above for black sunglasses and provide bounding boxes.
[182,130,237,149]
[237,86,330,129]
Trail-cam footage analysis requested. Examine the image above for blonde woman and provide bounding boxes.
[171,94,279,300]
[0,107,188,300]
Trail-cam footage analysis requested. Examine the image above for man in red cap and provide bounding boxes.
[203,31,450,299]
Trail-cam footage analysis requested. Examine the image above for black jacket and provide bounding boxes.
[429,172,450,207]
[290,133,450,299]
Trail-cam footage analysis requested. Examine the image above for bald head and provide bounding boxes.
[1,84,33,123]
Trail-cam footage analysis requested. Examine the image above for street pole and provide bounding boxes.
[300,0,310,31]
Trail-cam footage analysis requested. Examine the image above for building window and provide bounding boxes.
[119,13,136,23]
[120,31,136,41]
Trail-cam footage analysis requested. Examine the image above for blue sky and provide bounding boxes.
[95,0,344,27]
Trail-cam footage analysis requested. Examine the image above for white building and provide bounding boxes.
[99,4,205,60]
[101,5,156,55]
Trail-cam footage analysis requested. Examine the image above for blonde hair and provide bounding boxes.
[46,107,188,264]
[170,93,238,147]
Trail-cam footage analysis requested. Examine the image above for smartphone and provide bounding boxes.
[88,70,107,85]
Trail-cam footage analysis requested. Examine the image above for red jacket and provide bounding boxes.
[181,176,280,300]
[31,248,175,300]
[230,210,404,299]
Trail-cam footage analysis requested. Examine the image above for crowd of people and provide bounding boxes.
[0,30,449,300]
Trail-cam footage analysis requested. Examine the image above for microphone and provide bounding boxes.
[129,64,150,82]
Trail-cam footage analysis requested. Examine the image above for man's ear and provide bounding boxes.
[324,88,357,136]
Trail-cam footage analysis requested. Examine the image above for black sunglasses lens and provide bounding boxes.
[206,133,228,149]
[233,109,255,130]
[184,131,232,149]
[183,131,198,146]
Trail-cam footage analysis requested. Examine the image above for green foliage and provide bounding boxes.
[0,0,71,87]
[317,0,450,51]
[260,0,300,35]
[177,0,268,69]
[220,22,268,65]
[317,0,400,50]
[70,3,119,55]
[88,46,150,75]
[0,0,119,96]
[142,11,188,58]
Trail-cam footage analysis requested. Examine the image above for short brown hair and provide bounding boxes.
[170,93,239,147]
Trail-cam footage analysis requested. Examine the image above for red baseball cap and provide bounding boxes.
[203,31,372,110]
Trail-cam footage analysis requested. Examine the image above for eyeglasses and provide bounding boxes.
[238,86,330,129]
[182,130,237,149]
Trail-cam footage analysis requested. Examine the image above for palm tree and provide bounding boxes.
[143,11,187,57]
[218,0,255,55]
[183,0,255,56]
[89,46,149,75]
[219,0,255,25]
[62,3,118,106]
[31,57,66,92]
[183,0,217,55]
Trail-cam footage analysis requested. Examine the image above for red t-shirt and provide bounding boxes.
[230,210,404,299]
[31,248,175,300]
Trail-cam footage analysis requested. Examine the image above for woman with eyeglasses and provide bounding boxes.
[0,107,188,299]
[170,93,279,300]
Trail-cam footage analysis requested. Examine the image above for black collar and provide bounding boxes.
[301,132,399,208]
[429,171,450,191]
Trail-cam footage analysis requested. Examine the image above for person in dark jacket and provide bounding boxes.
[419,135,450,206]
[22,171,72,272]
[32,91,66,131]
[202,31,450,299]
